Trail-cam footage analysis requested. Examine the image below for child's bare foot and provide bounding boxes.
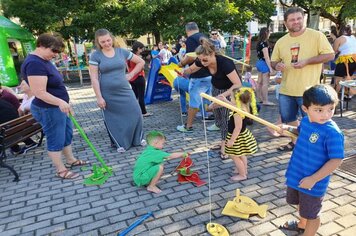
[147,185,162,194]
[230,175,247,181]
[233,169,248,175]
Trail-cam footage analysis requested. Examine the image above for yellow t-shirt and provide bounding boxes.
[271,28,333,96]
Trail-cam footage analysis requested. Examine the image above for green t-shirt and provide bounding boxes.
[133,145,170,186]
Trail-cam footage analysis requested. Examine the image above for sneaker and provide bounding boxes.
[203,115,215,121]
[117,147,126,153]
[181,112,187,117]
[176,125,193,133]
[22,142,39,154]
[207,124,220,131]
[141,139,147,146]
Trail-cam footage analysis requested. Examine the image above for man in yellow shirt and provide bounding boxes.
[271,7,334,151]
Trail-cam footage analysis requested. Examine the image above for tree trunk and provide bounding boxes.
[153,31,161,45]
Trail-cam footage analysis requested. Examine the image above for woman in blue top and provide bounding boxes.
[21,34,88,179]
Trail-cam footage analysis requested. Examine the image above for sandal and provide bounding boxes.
[220,152,229,160]
[278,141,295,152]
[56,169,80,179]
[143,112,152,117]
[210,144,221,150]
[279,220,305,233]
[64,160,89,169]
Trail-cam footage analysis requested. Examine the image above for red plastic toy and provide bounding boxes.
[175,155,206,187]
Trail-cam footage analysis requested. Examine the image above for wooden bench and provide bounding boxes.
[0,114,43,181]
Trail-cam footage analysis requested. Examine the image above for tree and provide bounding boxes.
[121,0,275,43]
[1,0,275,44]
[279,0,356,29]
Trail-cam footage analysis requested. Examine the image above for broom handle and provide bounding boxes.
[69,114,109,169]
[200,93,298,139]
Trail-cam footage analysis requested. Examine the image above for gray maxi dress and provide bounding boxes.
[89,48,143,150]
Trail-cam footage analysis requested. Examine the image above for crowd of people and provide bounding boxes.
[1,6,353,235]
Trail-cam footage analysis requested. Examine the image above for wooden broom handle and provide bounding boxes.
[200,93,298,139]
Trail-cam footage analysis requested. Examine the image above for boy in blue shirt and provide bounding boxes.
[279,84,344,235]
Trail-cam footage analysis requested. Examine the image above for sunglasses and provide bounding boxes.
[198,58,209,63]
[51,48,61,53]
[211,33,218,35]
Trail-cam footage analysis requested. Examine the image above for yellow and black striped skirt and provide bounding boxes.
[224,129,257,156]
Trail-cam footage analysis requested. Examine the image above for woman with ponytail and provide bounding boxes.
[184,38,242,160]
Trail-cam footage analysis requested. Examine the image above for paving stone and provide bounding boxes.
[320,211,342,224]
[81,219,109,232]
[109,211,135,224]
[318,222,344,236]
[99,222,126,235]
[35,223,66,236]
[51,227,81,236]
[335,214,356,228]
[21,220,51,233]
[0,228,21,236]
[6,216,35,229]
[53,212,81,224]
[247,222,276,235]
[337,225,356,236]
[37,210,64,222]
[23,207,51,218]
[333,204,356,216]
[65,203,91,214]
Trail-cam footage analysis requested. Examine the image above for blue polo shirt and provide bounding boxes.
[286,116,344,197]
[21,54,69,108]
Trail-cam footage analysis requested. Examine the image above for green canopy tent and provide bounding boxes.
[0,16,35,87]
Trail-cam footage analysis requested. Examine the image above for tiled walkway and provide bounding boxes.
[0,83,355,236]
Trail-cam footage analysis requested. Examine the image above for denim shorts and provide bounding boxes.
[279,94,306,123]
[287,187,323,219]
[256,59,270,73]
[188,76,212,108]
[31,104,73,152]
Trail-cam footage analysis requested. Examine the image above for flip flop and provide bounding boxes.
[56,169,80,179]
[220,152,229,160]
[278,142,295,152]
[65,160,89,169]
[279,220,305,233]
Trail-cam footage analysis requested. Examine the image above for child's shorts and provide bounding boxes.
[286,187,323,219]
[134,165,160,186]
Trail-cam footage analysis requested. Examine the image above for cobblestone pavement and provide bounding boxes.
[0,82,355,236]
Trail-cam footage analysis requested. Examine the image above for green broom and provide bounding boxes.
[69,114,113,185]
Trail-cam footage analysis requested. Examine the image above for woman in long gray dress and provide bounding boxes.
[89,29,145,152]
